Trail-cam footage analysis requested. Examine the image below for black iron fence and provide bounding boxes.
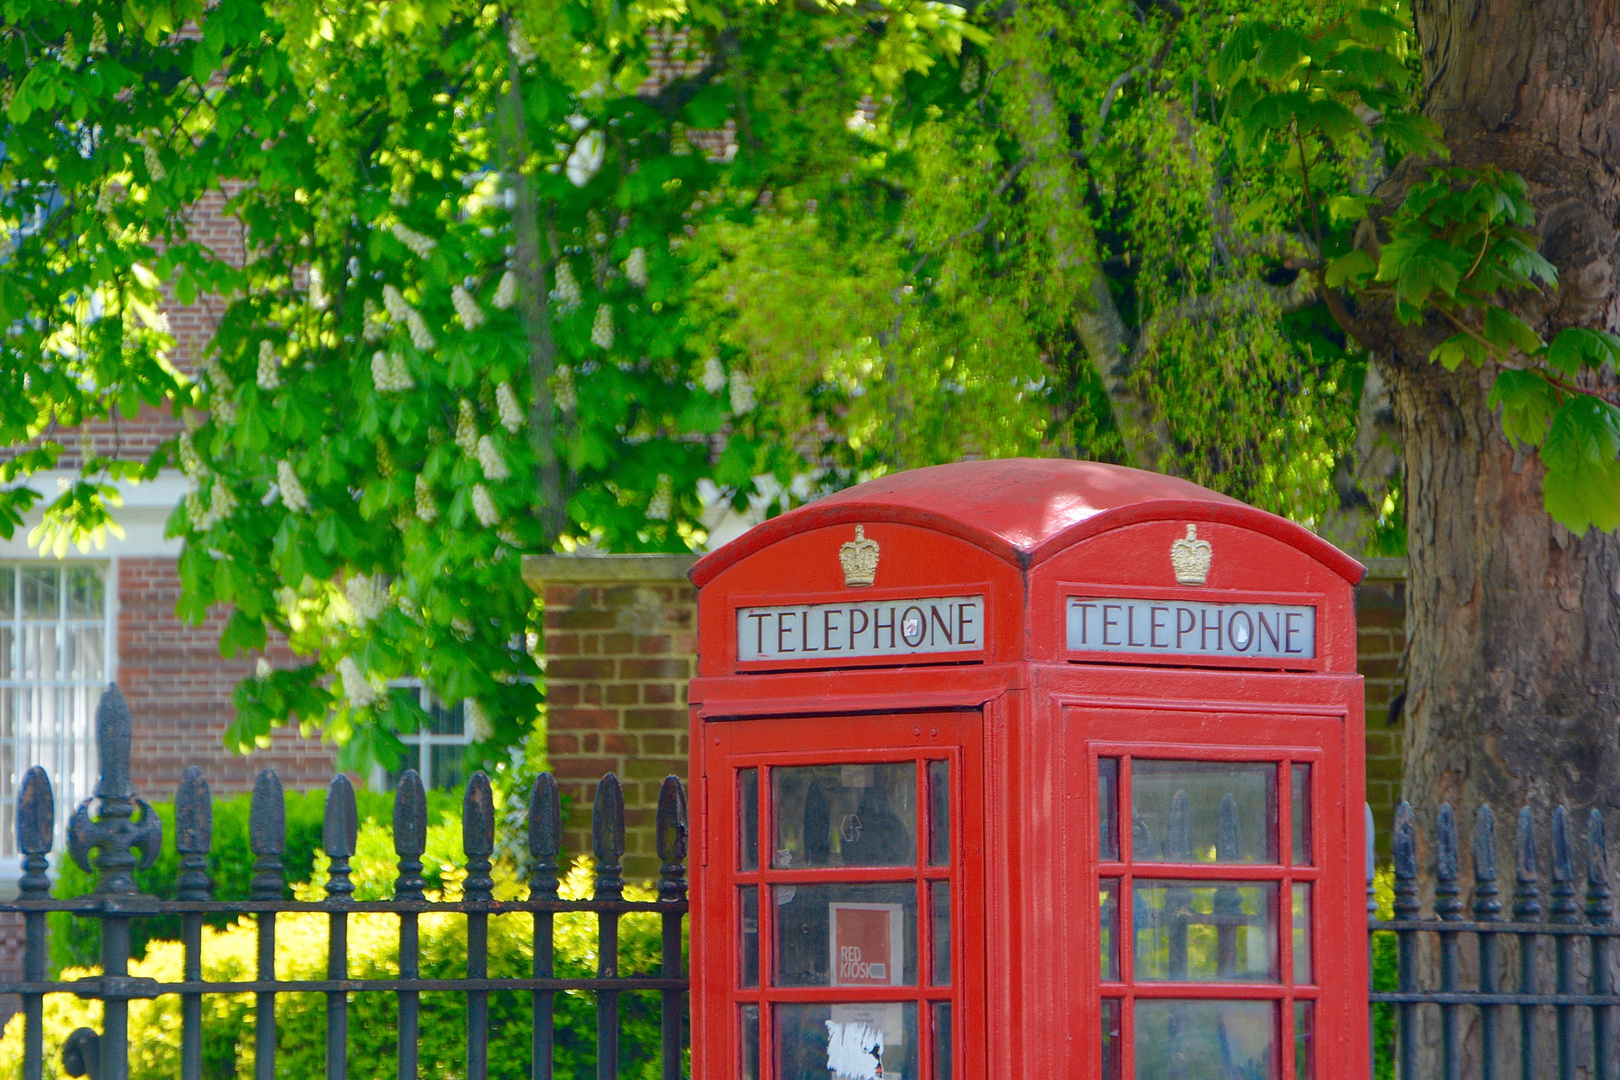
[0,685,689,1080]
[1368,800,1619,1080]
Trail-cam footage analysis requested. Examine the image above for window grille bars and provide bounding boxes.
[0,684,689,1080]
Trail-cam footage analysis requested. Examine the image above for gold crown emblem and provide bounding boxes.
[1170,524,1213,586]
[838,525,880,587]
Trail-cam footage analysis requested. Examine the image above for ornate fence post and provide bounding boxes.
[1551,806,1581,1078]
[1473,804,1503,1080]
[594,773,626,1080]
[1513,806,1542,1080]
[530,772,562,1080]
[1391,801,1420,1080]
[65,685,163,1080]
[657,774,689,1080]
[1435,803,1464,1080]
[394,769,427,1080]
[250,769,286,1080]
[464,771,496,1080]
[175,766,213,1080]
[18,765,53,1080]
[324,774,358,1080]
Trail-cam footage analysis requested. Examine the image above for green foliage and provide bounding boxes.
[3,860,676,1080]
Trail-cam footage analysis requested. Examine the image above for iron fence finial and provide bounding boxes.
[462,771,495,903]
[175,767,214,901]
[593,772,625,901]
[250,769,286,900]
[656,774,688,903]
[1587,808,1613,925]
[1472,804,1501,921]
[529,771,562,901]
[1436,803,1463,920]
[18,765,54,898]
[393,769,428,902]
[67,684,162,896]
[324,774,359,900]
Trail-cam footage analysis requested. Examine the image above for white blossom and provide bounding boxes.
[143,142,165,182]
[467,698,492,740]
[452,284,485,330]
[472,483,500,526]
[208,479,237,524]
[507,23,537,65]
[646,473,673,521]
[255,657,272,679]
[213,397,238,426]
[345,573,387,624]
[960,55,982,94]
[625,247,648,288]
[493,269,517,310]
[257,340,281,390]
[277,460,309,512]
[555,365,577,411]
[700,356,726,394]
[90,14,108,54]
[382,284,413,323]
[566,131,605,187]
[496,382,524,433]
[550,261,581,312]
[451,616,475,640]
[414,474,438,522]
[337,656,379,708]
[362,298,387,342]
[404,309,436,350]
[371,350,415,392]
[390,221,438,258]
[475,435,510,481]
[96,184,115,215]
[455,399,479,454]
[308,265,328,311]
[590,303,614,350]
[177,431,203,477]
[729,369,756,414]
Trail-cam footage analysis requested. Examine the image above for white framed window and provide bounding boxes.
[0,562,112,864]
[378,683,472,792]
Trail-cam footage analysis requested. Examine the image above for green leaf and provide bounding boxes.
[1324,250,1375,287]
[1488,369,1559,447]
[1376,112,1446,157]
[1429,332,1489,371]
[1255,28,1312,79]
[1541,396,1620,534]
[1547,327,1620,377]
[1481,306,1543,357]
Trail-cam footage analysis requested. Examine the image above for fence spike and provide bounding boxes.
[17,765,54,898]
[1436,802,1463,920]
[1392,801,1420,918]
[657,775,689,903]
[324,774,358,900]
[1132,811,1158,861]
[462,771,496,903]
[175,767,214,901]
[1167,790,1193,861]
[1472,804,1501,921]
[1587,809,1613,925]
[528,772,562,901]
[250,769,287,900]
[67,684,162,895]
[1551,805,1581,922]
[1514,806,1542,921]
[392,769,428,902]
[593,772,626,901]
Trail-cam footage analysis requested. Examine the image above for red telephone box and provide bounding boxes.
[687,459,1367,1080]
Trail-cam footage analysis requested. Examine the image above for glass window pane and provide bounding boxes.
[1134,881,1278,982]
[0,566,13,617]
[774,763,917,868]
[776,1002,917,1080]
[1100,879,1119,981]
[427,697,464,735]
[930,880,951,986]
[928,760,950,866]
[1294,1000,1314,1079]
[1101,999,1121,1080]
[430,743,463,790]
[1292,764,1312,866]
[1133,1000,1275,1080]
[741,1004,760,1080]
[0,626,13,680]
[773,882,917,987]
[740,887,759,988]
[738,768,759,871]
[931,1002,952,1080]
[1099,758,1119,861]
[21,567,56,619]
[66,566,102,618]
[1131,761,1277,863]
[1293,883,1313,984]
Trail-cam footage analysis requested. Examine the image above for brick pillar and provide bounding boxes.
[1356,557,1407,858]
[523,554,698,881]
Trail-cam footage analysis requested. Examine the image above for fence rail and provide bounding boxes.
[0,684,689,1080]
[1368,800,1618,1080]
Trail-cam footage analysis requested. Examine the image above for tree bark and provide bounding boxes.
[1394,0,1620,828]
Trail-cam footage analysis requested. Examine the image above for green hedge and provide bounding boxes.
[49,787,458,972]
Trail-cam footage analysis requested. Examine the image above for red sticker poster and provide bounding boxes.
[829,902,905,986]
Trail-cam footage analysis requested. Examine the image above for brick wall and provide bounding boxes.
[1357,558,1407,858]
[524,555,698,882]
[117,557,337,797]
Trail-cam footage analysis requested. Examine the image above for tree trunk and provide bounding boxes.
[1395,0,1620,827]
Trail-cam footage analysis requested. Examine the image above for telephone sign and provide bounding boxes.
[688,459,1367,1080]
